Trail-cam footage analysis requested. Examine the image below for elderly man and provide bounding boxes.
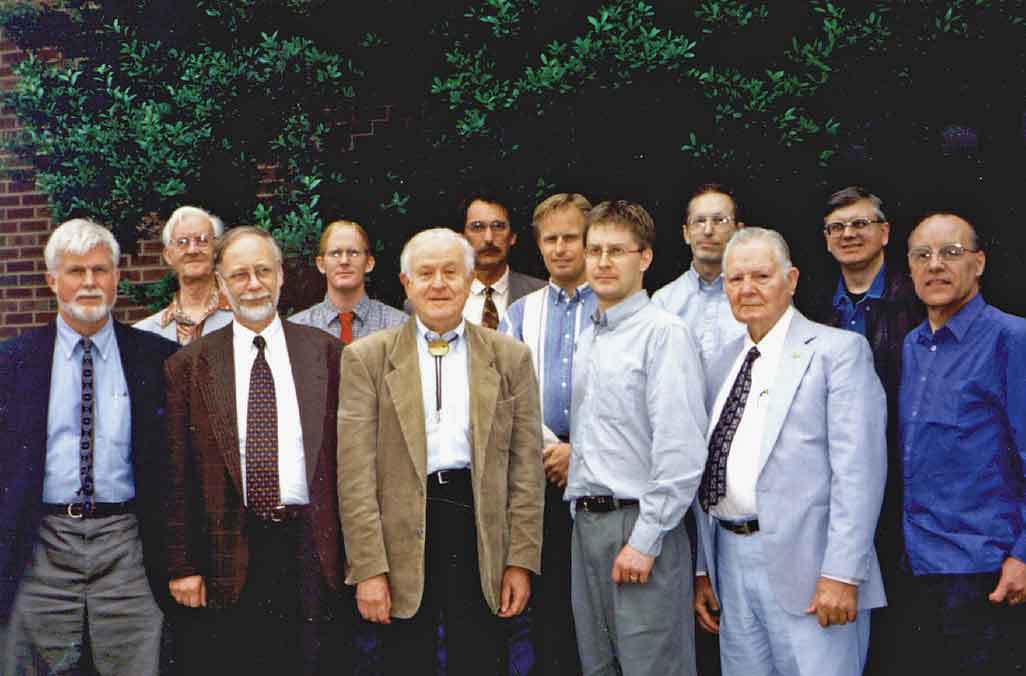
[652,182,746,365]
[290,219,406,344]
[135,205,233,344]
[693,227,887,676]
[500,192,596,675]
[1,219,177,674]
[898,211,1026,676]
[339,228,544,675]
[566,200,708,676]
[163,226,347,676]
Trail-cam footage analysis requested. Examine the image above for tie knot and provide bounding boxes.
[340,311,355,321]
[79,337,92,354]
[484,286,494,298]
[746,346,760,362]
[253,335,267,351]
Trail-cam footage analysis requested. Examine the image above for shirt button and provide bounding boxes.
[850,320,856,325]
[929,345,937,352]
[415,527,424,537]
[912,410,918,417]
[561,382,567,388]
[563,358,568,363]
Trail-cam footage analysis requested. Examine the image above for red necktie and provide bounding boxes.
[339,311,354,345]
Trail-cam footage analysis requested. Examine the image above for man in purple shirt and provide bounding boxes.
[899,210,1026,676]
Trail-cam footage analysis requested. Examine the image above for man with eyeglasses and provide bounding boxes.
[566,200,708,675]
[804,186,923,676]
[459,191,546,329]
[135,205,234,345]
[652,182,746,366]
[898,211,1026,676]
[290,220,406,345]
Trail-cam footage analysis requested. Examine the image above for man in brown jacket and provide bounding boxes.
[338,227,544,675]
[164,227,347,676]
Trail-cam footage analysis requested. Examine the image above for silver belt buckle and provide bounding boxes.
[66,503,84,519]
[271,505,287,522]
[437,470,449,485]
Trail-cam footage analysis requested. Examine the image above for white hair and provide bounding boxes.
[400,228,475,278]
[44,219,121,273]
[161,205,224,247]
[723,226,792,275]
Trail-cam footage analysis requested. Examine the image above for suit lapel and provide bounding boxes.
[21,323,57,456]
[283,322,325,485]
[757,312,816,476]
[384,321,427,483]
[466,323,499,484]
[198,326,243,492]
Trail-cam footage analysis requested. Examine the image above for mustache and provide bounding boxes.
[478,245,502,254]
[74,291,104,301]
[238,291,272,302]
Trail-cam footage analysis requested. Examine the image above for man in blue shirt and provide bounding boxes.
[900,210,1026,675]
[501,192,596,675]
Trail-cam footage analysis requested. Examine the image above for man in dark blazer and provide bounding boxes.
[164,226,347,676]
[1,218,177,675]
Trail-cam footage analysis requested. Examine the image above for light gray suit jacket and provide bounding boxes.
[695,310,888,615]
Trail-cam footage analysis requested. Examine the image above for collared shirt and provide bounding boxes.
[44,315,134,502]
[288,293,407,341]
[463,267,511,325]
[651,265,745,365]
[567,290,709,557]
[232,316,308,506]
[134,287,233,345]
[500,281,597,442]
[415,317,472,474]
[707,307,794,520]
[832,263,887,338]
[900,294,1026,574]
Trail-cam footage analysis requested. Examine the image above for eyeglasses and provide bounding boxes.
[466,220,510,234]
[324,248,367,261]
[907,243,979,266]
[584,245,644,260]
[173,234,212,249]
[686,214,736,231]
[823,218,885,237]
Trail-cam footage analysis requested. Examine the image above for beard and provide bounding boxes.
[227,289,278,324]
[61,292,113,324]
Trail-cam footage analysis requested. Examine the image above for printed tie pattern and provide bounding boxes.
[339,311,355,345]
[245,335,280,518]
[481,286,499,329]
[699,346,761,511]
[78,338,96,515]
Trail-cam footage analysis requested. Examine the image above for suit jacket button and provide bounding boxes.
[415,528,424,537]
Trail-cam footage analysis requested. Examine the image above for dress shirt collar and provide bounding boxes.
[415,316,467,343]
[592,290,649,331]
[471,267,510,296]
[547,281,592,306]
[913,292,984,345]
[56,313,115,361]
[743,305,795,356]
[832,262,886,310]
[158,285,230,328]
[232,314,284,350]
[318,292,371,320]
[692,264,725,293]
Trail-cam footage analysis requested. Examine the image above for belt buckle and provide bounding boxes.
[738,521,754,535]
[66,503,84,519]
[270,505,287,523]
[436,470,449,485]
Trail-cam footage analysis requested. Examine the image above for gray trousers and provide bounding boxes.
[2,514,162,676]
[570,505,696,676]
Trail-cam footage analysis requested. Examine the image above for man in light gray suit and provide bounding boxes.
[692,227,887,676]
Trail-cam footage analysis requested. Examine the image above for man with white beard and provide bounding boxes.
[1,218,177,675]
[163,226,350,676]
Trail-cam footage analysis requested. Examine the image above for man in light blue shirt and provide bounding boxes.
[566,200,708,676]
[653,182,746,365]
[500,192,596,675]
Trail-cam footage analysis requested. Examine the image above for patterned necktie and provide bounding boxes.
[481,286,499,329]
[699,346,761,511]
[339,311,355,345]
[78,338,96,515]
[245,335,280,518]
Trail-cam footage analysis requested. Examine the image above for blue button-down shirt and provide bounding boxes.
[567,291,709,557]
[500,282,597,440]
[900,294,1026,574]
[44,316,134,503]
[832,263,887,338]
[288,293,407,341]
[651,266,745,365]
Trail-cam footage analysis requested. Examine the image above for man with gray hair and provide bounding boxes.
[1,218,177,674]
[135,205,233,344]
[338,227,544,675]
[693,227,887,676]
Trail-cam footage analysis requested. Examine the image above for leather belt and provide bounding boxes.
[248,504,309,523]
[574,496,639,513]
[717,518,760,535]
[42,501,136,519]
[428,468,471,488]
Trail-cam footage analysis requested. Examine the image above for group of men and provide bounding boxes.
[0,182,1022,676]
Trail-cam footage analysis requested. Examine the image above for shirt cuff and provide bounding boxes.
[821,573,860,586]
[695,570,708,577]
[627,518,665,558]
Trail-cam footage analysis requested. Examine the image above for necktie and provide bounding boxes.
[339,311,355,345]
[699,346,761,512]
[245,335,280,518]
[79,338,96,515]
[481,286,499,329]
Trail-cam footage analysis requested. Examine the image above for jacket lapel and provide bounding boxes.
[384,321,427,484]
[198,326,243,492]
[757,312,816,476]
[20,323,57,455]
[466,323,499,484]
[283,322,325,486]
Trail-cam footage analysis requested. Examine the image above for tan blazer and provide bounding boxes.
[338,319,544,618]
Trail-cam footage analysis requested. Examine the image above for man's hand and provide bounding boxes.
[989,556,1026,605]
[805,577,858,627]
[169,575,206,608]
[694,575,720,634]
[611,544,655,585]
[356,574,392,624]
[499,566,531,618]
[542,443,571,487]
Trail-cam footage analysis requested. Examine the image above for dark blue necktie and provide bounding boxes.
[78,338,96,515]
